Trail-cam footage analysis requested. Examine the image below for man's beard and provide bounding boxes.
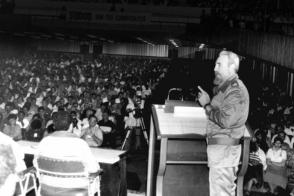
[213,73,223,86]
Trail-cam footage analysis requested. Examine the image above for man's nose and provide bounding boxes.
[214,66,217,72]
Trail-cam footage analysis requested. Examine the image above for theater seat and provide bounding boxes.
[40,184,88,196]
[34,155,102,196]
[15,166,38,196]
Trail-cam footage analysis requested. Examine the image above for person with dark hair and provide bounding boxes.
[38,106,50,127]
[264,137,288,193]
[35,111,100,188]
[255,129,269,153]
[67,111,83,137]
[271,125,291,148]
[45,112,57,134]
[2,114,22,141]
[80,108,94,130]
[25,114,44,142]
[98,110,116,148]
[81,115,103,147]
[16,110,29,131]
[244,139,267,195]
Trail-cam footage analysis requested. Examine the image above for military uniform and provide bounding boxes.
[206,74,249,196]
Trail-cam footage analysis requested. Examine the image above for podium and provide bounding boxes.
[146,102,252,196]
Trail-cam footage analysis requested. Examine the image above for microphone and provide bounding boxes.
[167,88,183,101]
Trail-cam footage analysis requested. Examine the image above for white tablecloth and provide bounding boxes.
[17,140,125,164]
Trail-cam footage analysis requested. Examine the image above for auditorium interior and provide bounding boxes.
[0,0,294,196]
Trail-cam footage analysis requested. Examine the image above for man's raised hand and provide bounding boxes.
[197,86,210,106]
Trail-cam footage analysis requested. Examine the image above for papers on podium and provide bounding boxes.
[173,106,206,118]
[154,105,207,136]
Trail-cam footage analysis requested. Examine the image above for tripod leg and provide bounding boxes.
[139,118,149,144]
[143,130,149,144]
[121,129,131,150]
[135,127,141,150]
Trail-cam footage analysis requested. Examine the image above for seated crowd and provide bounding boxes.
[0,52,170,195]
[0,53,170,148]
[244,83,294,196]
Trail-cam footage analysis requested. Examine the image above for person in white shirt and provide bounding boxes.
[16,111,29,130]
[0,131,26,173]
[271,130,291,148]
[80,108,94,130]
[2,114,22,141]
[284,121,294,137]
[264,137,287,193]
[80,115,103,147]
[67,111,83,137]
[0,144,18,196]
[35,111,100,188]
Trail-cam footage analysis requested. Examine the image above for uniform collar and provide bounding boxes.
[215,74,239,93]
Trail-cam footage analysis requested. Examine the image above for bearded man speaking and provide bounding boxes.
[197,51,249,196]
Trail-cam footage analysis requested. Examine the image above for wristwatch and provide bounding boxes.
[204,103,210,110]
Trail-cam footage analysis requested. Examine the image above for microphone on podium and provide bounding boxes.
[166,88,183,101]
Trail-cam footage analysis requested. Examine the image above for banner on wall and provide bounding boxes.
[67,11,151,24]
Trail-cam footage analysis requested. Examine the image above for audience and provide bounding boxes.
[0,53,170,150]
[241,80,294,195]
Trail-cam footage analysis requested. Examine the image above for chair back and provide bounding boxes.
[34,156,101,196]
[34,156,87,178]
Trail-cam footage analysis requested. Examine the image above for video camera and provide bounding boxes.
[126,107,143,119]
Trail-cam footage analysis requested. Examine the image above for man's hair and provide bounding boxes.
[273,136,283,144]
[18,110,25,115]
[38,106,45,112]
[7,114,17,121]
[0,144,16,188]
[53,111,72,131]
[88,114,98,122]
[219,51,240,72]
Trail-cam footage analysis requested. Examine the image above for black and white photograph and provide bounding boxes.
[0,0,294,196]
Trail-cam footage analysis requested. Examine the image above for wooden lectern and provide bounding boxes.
[146,101,252,196]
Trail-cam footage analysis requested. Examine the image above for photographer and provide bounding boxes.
[123,89,146,150]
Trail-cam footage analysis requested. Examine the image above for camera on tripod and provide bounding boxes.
[126,94,145,119]
[122,107,149,150]
[126,107,142,119]
[133,108,143,118]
